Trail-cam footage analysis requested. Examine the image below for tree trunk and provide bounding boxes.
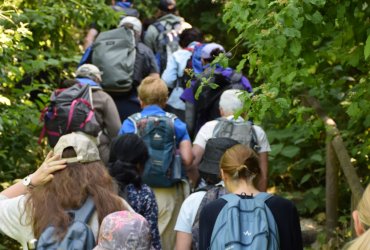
[325,142,338,239]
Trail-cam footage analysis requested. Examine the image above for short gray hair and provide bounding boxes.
[219,89,244,114]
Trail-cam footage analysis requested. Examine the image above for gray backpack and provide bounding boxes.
[212,118,261,152]
[36,197,96,250]
[92,27,136,92]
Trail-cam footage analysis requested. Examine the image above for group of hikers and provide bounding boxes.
[0,0,368,249]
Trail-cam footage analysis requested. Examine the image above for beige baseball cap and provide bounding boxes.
[54,132,100,163]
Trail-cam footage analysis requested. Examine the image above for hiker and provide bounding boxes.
[162,27,204,121]
[181,42,253,137]
[0,132,133,249]
[175,137,239,250]
[74,64,121,165]
[343,184,370,249]
[93,211,152,250]
[119,76,193,250]
[199,144,303,250]
[144,0,191,73]
[84,16,159,122]
[83,0,139,50]
[191,89,271,191]
[108,134,161,250]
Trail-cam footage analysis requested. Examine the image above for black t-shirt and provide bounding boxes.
[199,194,303,250]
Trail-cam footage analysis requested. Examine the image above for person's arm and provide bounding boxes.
[161,54,178,88]
[176,232,192,250]
[185,102,196,138]
[102,93,121,137]
[83,28,99,50]
[186,144,204,188]
[192,144,205,170]
[257,152,268,192]
[0,152,67,198]
[179,140,193,167]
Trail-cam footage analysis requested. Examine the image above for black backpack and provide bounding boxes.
[194,69,244,126]
[36,197,96,250]
[39,83,101,147]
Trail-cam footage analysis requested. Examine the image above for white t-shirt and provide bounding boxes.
[174,181,224,234]
[0,194,133,250]
[193,116,271,152]
[174,191,206,233]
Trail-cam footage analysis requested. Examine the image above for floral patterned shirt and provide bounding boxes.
[126,183,161,250]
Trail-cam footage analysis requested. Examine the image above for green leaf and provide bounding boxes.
[300,173,311,185]
[208,83,218,89]
[346,102,360,118]
[310,153,323,162]
[236,58,247,73]
[311,11,323,24]
[364,35,370,60]
[280,145,300,158]
[290,40,301,56]
[269,143,284,157]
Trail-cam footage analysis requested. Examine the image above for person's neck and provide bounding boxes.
[226,179,260,196]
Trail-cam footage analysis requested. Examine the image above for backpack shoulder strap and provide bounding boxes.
[73,196,95,223]
[250,125,261,152]
[128,112,142,134]
[254,192,273,202]
[220,193,242,204]
[153,21,165,33]
[165,112,177,122]
[192,186,226,227]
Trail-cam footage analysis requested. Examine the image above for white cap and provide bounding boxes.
[118,16,142,35]
[54,132,100,163]
[76,64,103,82]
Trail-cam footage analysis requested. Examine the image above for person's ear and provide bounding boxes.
[139,98,144,108]
[353,210,366,236]
[220,169,225,181]
[220,107,227,117]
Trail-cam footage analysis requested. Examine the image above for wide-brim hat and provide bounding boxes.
[199,137,239,175]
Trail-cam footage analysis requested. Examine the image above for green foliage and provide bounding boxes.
[221,0,370,246]
[1,0,369,248]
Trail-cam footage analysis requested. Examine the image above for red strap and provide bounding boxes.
[184,47,194,52]
[38,125,47,144]
[67,98,93,131]
[79,110,94,129]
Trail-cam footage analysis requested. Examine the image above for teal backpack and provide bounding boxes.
[210,193,280,250]
[128,112,183,187]
[92,27,136,92]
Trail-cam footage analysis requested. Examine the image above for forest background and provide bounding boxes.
[1,0,369,249]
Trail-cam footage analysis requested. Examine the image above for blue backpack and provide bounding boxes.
[191,43,206,75]
[210,193,280,250]
[36,197,96,250]
[128,112,183,187]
